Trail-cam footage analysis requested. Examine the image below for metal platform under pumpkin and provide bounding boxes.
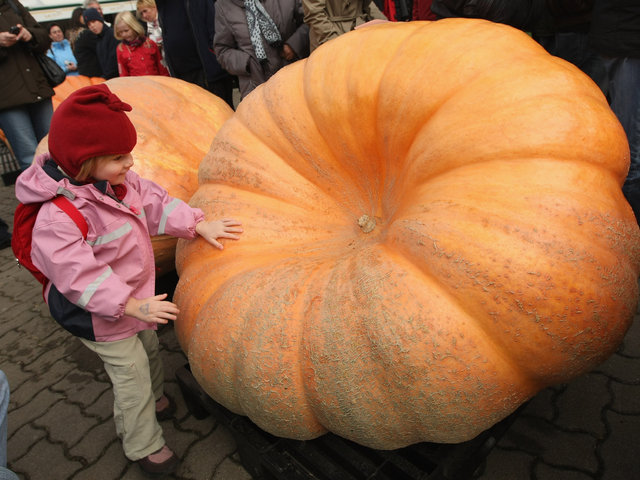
[176,365,524,480]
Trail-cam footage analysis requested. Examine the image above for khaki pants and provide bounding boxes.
[80,329,165,461]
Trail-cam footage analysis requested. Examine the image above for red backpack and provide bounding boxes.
[12,196,88,291]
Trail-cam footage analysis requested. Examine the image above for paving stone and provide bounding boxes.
[213,457,252,480]
[159,326,183,352]
[69,420,118,464]
[10,438,83,480]
[0,359,35,392]
[499,416,599,474]
[162,350,189,383]
[22,331,82,374]
[610,381,640,414]
[3,331,47,366]
[120,463,152,480]
[178,424,237,479]
[0,306,41,338]
[83,388,115,421]
[179,411,217,436]
[164,381,191,421]
[159,417,199,459]
[601,410,640,480]
[52,369,111,407]
[7,388,65,437]
[6,424,47,464]
[10,359,76,409]
[535,462,595,480]
[67,343,107,376]
[555,373,609,438]
[71,440,128,480]
[594,353,640,383]
[522,387,556,422]
[33,400,99,449]
[16,314,63,340]
[478,447,533,480]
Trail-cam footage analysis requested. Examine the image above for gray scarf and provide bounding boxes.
[245,0,282,62]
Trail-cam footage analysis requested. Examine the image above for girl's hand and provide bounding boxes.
[125,293,179,324]
[196,218,243,250]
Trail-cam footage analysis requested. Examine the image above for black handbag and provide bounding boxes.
[34,52,66,87]
[5,0,65,87]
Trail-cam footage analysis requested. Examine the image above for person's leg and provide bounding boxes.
[604,57,640,222]
[0,371,9,469]
[79,336,164,461]
[137,329,164,402]
[206,75,235,109]
[0,218,10,250]
[0,372,19,480]
[555,31,608,95]
[27,98,54,144]
[0,105,39,171]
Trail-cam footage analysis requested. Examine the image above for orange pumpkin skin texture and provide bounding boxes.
[175,19,640,448]
[52,75,106,110]
[37,76,234,274]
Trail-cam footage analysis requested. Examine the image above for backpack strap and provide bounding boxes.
[52,196,89,240]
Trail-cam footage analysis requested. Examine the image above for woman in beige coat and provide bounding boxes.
[302,0,387,52]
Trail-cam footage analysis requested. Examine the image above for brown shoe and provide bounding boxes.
[137,445,179,478]
[155,393,177,422]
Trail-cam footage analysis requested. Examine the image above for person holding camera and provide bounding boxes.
[0,0,54,172]
[47,23,79,76]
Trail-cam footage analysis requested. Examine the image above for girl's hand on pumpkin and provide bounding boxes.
[196,218,243,250]
[125,294,179,324]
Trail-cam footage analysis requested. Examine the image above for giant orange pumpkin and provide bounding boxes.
[174,19,640,449]
[36,76,234,273]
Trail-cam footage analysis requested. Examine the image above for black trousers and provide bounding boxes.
[177,68,235,110]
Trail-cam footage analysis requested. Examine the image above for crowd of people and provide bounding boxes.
[0,0,639,478]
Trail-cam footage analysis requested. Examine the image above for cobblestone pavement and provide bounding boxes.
[1,176,640,480]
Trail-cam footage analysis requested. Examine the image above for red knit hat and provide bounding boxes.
[49,84,137,178]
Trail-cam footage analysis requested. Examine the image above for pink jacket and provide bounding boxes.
[15,153,205,342]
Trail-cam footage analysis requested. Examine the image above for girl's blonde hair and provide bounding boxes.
[75,155,113,182]
[136,0,156,19]
[114,11,145,40]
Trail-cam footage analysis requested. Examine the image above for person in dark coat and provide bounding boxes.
[0,0,54,171]
[430,0,544,30]
[156,0,234,108]
[589,0,640,223]
[533,1,607,95]
[213,0,309,99]
[74,8,103,77]
[84,7,120,79]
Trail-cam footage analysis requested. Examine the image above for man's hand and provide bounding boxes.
[0,31,18,48]
[196,218,243,250]
[125,294,179,324]
[279,43,295,61]
[15,24,32,42]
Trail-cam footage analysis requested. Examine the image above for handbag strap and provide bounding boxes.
[5,0,21,18]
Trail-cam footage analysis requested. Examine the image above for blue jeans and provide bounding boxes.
[0,99,53,171]
[603,57,640,223]
[0,373,18,480]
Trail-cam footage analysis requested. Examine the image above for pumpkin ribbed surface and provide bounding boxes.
[175,19,640,448]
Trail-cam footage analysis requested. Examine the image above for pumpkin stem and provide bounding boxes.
[358,215,376,234]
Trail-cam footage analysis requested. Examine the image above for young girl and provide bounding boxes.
[114,10,168,77]
[14,85,242,478]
